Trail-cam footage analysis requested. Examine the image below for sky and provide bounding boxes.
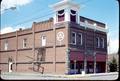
[0,0,119,54]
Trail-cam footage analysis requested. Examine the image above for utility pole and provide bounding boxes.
[106,26,110,72]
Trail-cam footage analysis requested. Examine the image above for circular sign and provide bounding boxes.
[57,32,64,41]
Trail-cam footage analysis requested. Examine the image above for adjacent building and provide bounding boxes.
[0,0,108,74]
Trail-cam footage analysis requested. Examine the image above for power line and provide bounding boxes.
[11,0,94,27]
[11,11,54,27]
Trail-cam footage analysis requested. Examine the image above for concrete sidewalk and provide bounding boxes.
[0,72,119,80]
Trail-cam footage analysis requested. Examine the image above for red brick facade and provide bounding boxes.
[0,0,107,74]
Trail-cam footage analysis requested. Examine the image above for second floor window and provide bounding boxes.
[101,38,104,48]
[23,38,27,48]
[4,41,8,50]
[78,33,83,45]
[42,36,46,46]
[96,37,100,48]
[71,32,76,45]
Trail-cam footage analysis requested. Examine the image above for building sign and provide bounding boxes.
[57,31,64,41]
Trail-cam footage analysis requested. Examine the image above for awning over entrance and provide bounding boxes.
[70,51,84,61]
[96,54,106,62]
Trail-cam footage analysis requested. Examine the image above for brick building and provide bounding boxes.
[0,0,107,74]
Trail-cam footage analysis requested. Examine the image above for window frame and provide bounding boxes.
[23,38,27,48]
[96,37,100,48]
[70,9,77,23]
[101,38,105,48]
[78,33,83,45]
[4,40,8,50]
[57,9,65,22]
[41,35,46,46]
[71,32,76,45]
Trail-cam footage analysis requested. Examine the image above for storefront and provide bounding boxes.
[69,51,107,74]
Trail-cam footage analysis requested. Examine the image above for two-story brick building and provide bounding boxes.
[0,0,107,74]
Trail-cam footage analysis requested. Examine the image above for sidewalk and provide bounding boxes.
[0,72,119,80]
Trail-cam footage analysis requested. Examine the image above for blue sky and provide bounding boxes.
[1,0,119,54]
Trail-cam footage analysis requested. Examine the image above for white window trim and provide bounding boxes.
[97,37,100,48]
[4,41,8,50]
[102,38,104,48]
[23,39,27,48]
[71,32,76,45]
[78,33,83,45]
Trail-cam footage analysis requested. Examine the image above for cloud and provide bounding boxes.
[0,26,26,34]
[1,0,32,14]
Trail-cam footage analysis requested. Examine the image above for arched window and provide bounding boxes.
[57,9,65,22]
[70,10,76,22]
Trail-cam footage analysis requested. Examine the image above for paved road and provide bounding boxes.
[0,72,118,80]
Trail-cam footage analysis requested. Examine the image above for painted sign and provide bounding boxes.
[57,31,64,41]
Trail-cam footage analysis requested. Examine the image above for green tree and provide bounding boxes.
[109,56,117,72]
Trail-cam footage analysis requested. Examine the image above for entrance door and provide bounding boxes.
[87,62,94,73]
[8,62,13,72]
[77,61,83,74]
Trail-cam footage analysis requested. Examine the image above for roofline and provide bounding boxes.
[80,16,105,26]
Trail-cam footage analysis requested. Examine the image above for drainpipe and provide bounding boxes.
[53,25,56,73]
[66,48,70,74]
[84,26,87,74]
[94,25,96,74]
[15,31,18,71]
[84,52,87,74]
[32,22,35,71]
[94,52,96,73]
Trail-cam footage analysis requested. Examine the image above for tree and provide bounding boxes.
[109,56,117,72]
